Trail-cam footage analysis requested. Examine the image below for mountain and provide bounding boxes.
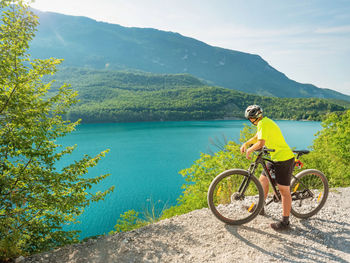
[29,9,350,102]
[46,68,346,123]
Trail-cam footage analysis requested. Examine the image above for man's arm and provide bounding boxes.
[240,133,258,154]
[246,139,265,159]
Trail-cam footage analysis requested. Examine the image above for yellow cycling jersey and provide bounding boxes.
[257,117,294,162]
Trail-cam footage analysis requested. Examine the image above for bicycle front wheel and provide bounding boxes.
[207,169,264,225]
[290,169,329,219]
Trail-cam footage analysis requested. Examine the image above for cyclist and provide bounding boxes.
[240,105,295,231]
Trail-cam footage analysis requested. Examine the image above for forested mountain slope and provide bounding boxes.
[49,68,346,123]
[30,9,350,101]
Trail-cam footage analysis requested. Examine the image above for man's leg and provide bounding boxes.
[270,184,291,230]
[256,175,269,215]
[278,184,292,217]
[259,174,269,200]
[270,158,294,230]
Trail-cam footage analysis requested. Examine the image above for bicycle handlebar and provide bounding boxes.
[257,146,275,155]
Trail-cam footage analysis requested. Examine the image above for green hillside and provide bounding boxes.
[30,9,350,102]
[49,68,347,123]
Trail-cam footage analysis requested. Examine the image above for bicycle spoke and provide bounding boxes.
[290,169,328,218]
[208,170,264,225]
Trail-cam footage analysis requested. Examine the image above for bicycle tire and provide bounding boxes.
[290,169,329,219]
[207,169,264,225]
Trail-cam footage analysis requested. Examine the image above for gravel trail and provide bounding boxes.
[24,187,350,263]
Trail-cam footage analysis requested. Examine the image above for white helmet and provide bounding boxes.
[244,105,263,119]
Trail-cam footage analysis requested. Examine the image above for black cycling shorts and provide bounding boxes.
[262,157,295,186]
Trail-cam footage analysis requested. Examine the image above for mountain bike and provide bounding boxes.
[207,147,329,225]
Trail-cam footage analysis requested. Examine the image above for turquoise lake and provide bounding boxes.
[57,120,322,239]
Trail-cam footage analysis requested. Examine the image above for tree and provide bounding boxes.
[0,1,114,260]
[303,110,350,186]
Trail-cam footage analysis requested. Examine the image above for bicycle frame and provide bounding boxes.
[261,157,282,202]
[236,148,314,205]
[235,151,280,202]
[249,152,281,202]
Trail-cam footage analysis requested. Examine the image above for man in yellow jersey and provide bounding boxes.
[240,105,295,231]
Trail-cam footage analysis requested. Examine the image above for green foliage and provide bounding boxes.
[161,125,256,218]
[141,197,168,224]
[302,110,350,186]
[110,198,168,234]
[109,210,147,234]
[48,68,348,123]
[0,1,113,260]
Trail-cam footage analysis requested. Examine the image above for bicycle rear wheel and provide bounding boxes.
[207,169,264,225]
[290,169,329,219]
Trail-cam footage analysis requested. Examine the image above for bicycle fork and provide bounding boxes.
[234,162,258,201]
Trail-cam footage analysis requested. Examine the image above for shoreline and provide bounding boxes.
[74,118,320,125]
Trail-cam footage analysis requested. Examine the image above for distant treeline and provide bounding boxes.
[49,68,348,123]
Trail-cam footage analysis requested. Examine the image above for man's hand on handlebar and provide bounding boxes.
[245,147,254,160]
[240,143,248,154]
[241,140,266,160]
[240,143,254,159]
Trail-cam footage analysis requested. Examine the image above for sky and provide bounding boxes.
[30,0,350,95]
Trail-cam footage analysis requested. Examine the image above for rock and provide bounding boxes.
[118,243,129,254]
[15,256,25,263]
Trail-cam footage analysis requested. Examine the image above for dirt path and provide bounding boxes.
[24,187,350,263]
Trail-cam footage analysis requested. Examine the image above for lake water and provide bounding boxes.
[57,120,322,239]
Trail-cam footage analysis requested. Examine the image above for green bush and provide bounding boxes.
[161,124,256,218]
[303,110,350,186]
[109,210,147,234]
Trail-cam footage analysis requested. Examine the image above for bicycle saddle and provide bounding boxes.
[293,150,310,157]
